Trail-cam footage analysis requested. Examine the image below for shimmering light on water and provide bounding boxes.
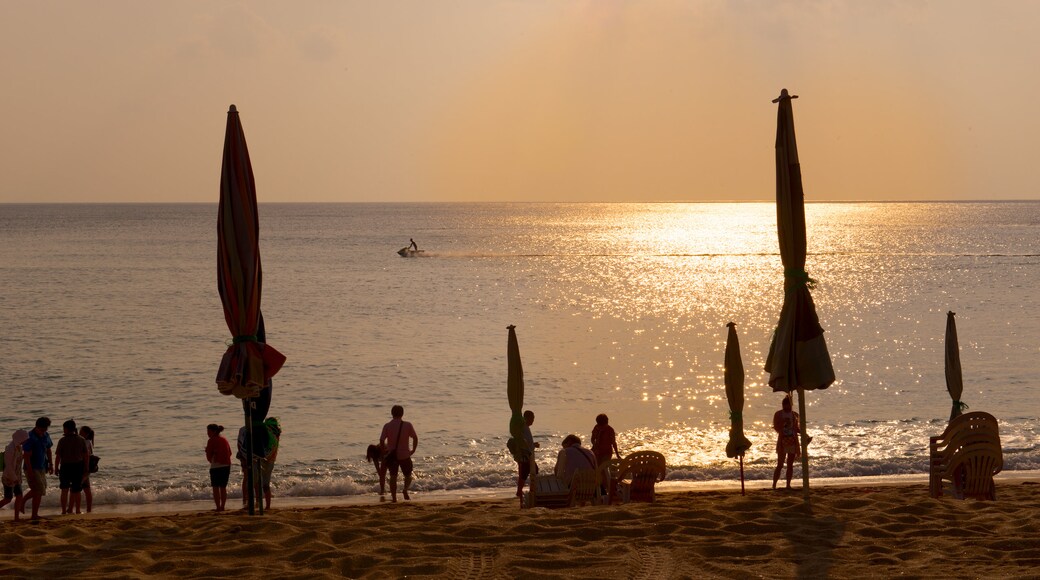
[1,202,1038,505]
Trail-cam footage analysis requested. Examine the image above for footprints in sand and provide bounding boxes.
[631,545,675,580]
[448,551,499,580]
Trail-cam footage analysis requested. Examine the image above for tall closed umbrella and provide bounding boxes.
[763,89,835,499]
[945,311,967,421]
[216,104,286,514]
[507,324,532,507]
[724,322,752,494]
[507,325,529,463]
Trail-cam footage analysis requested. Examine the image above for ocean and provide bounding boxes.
[1,202,1037,508]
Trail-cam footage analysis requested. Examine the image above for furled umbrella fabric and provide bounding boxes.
[763,89,835,499]
[764,89,835,394]
[724,322,752,459]
[216,104,286,400]
[945,311,967,422]
[507,325,528,459]
[724,322,752,495]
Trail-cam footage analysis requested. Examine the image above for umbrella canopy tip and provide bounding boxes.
[772,89,798,103]
[507,324,516,330]
[947,310,956,317]
[229,104,238,113]
[726,321,736,328]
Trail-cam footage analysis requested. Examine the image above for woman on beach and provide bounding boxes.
[205,424,232,512]
[79,425,95,513]
[772,395,801,490]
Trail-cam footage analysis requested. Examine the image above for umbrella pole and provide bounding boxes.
[739,456,745,496]
[245,400,255,516]
[797,388,810,503]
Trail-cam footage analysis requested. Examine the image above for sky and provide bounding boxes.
[1,1,1038,203]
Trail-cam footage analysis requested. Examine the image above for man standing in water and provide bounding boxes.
[20,417,53,520]
[380,405,418,503]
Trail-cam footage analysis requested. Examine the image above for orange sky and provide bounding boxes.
[1,1,1037,203]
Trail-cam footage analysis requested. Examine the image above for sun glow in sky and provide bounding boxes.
[2,1,1038,203]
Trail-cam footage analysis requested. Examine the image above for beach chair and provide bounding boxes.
[929,411,1002,500]
[568,468,601,507]
[617,451,667,503]
[525,474,571,509]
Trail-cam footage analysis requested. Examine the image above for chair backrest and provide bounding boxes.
[932,412,999,452]
[947,440,1003,500]
[930,412,1003,500]
[618,451,667,502]
[618,451,667,481]
[568,468,600,507]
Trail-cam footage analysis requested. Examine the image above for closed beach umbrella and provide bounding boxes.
[216,104,285,399]
[507,325,528,457]
[763,89,835,498]
[945,311,967,422]
[216,104,286,515]
[724,322,752,494]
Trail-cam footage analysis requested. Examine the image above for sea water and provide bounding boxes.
[1,202,1037,507]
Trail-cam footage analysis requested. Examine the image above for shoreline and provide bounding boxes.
[5,470,1036,520]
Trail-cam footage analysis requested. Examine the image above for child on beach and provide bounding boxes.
[54,419,89,514]
[366,444,388,496]
[205,424,233,512]
[1,429,29,521]
[590,414,621,467]
[79,426,95,513]
[512,410,539,500]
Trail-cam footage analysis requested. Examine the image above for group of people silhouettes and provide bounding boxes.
[508,412,622,498]
[2,417,96,521]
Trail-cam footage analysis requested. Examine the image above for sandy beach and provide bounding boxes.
[2,481,1037,579]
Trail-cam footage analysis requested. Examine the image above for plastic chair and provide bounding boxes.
[617,451,667,503]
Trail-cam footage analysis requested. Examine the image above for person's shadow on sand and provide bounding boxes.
[772,503,846,580]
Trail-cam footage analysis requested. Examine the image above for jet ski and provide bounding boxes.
[397,247,425,257]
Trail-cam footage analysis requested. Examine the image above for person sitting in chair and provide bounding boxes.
[553,434,597,485]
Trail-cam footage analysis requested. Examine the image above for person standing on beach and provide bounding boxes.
[590,414,621,467]
[79,425,95,513]
[772,395,801,490]
[1,429,29,521]
[380,405,418,503]
[20,417,53,520]
[205,424,233,512]
[54,419,89,514]
[514,410,540,499]
[258,417,281,510]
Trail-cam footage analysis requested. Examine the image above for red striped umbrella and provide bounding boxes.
[216,104,285,399]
